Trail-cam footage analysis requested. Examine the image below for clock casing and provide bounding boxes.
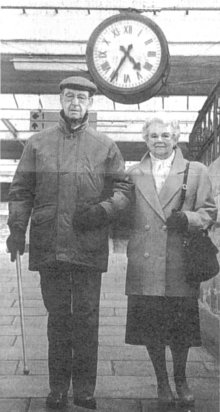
[86,12,170,104]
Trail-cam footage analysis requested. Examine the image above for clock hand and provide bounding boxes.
[110,44,133,82]
[110,54,127,82]
[128,56,141,70]
[120,45,141,70]
[120,44,133,53]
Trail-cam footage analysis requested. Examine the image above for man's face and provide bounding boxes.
[60,88,92,120]
[145,121,177,159]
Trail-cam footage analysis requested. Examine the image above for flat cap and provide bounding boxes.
[59,76,97,94]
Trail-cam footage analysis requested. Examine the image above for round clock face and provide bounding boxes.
[86,13,170,103]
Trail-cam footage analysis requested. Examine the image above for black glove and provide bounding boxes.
[6,229,25,262]
[73,204,108,231]
[166,210,188,232]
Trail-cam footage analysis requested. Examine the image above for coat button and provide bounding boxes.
[162,225,167,231]
[144,252,150,258]
[145,224,150,230]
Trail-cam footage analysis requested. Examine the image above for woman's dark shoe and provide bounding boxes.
[175,381,195,405]
[74,395,96,410]
[46,391,68,409]
[157,383,175,406]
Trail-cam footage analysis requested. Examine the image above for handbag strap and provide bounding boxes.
[177,162,190,211]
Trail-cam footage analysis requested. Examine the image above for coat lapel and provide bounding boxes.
[133,148,188,220]
[135,154,166,221]
[158,148,188,209]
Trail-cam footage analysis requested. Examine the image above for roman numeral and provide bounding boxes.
[144,62,153,71]
[98,51,107,58]
[145,39,153,45]
[110,71,118,82]
[137,71,143,80]
[112,28,120,37]
[101,61,111,73]
[102,38,110,46]
[124,25,132,34]
[124,74,131,83]
[148,51,156,57]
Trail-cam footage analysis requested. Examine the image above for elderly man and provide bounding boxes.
[125,117,217,407]
[6,76,132,410]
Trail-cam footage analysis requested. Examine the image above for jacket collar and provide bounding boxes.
[58,110,89,137]
[158,147,188,209]
[134,147,188,221]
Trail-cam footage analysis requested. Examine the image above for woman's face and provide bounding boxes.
[145,121,177,159]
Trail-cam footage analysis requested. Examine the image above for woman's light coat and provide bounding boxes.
[126,148,217,297]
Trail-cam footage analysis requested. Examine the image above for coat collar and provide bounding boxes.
[158,147,188,209]
[134,147,188,221]
[58,110,88,137]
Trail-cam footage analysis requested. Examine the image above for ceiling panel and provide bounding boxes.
[1,10,220,42]
[39,95,60,109]
[14,95,42,109]
[1,0,219,10]
[0,95,17,109]
[188,96,207,111]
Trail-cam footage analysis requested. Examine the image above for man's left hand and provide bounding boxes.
[73,204,109,231]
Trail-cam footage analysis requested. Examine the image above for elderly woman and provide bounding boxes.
[125,117,217,407]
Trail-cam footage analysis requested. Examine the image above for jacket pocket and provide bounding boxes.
[31,204,56,225]
[30,204,57,256]
[127,231,146,258]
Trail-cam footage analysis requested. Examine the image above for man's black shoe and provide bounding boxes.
[74,395,96,410]
[175,381,195,405]
[46,391,68,409]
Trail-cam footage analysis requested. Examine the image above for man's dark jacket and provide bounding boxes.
[8,113,131,272]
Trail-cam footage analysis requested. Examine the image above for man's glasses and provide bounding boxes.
[63,94,89,103]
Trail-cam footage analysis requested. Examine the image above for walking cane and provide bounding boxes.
[15,251,30,375]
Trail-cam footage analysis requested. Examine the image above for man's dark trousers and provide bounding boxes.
[40,262,102,397]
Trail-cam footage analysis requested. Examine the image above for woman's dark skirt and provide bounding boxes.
[125,296,201,347]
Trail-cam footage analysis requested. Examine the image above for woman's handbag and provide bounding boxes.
[182,229,219,285]
[178,162,219,285]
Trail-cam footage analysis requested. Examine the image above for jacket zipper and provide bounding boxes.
[73,132,80,201]
[55,135,63,256]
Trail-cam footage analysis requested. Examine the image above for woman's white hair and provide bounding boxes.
[142,116,181,141]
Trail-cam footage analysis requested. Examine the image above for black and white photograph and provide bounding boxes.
[0,1,219,411]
